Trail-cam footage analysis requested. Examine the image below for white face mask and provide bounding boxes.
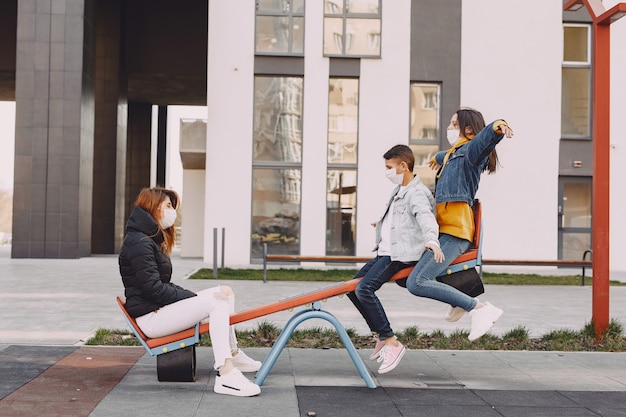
[159,208,177,229]
[447,129,460,147]
[385,166,404,185]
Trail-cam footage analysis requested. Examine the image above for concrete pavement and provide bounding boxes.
[1,246,626,416]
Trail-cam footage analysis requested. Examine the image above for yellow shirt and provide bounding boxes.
[436,201,474,242]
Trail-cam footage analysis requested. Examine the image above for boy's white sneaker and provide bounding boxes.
[214,368,261,397]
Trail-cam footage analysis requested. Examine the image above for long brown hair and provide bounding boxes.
[456,108,499,174]
[135,187,179,255]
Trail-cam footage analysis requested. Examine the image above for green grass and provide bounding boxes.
[190,267,626,286]
[87,319,626,351]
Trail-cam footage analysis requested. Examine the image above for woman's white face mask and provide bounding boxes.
[159,208,177,229]
[447,129,460,147]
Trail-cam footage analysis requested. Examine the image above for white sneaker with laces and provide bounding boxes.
[468,302,503,341]
[214,368,261,397]
[231,349,262,372]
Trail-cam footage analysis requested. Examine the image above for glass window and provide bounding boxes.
[559,178,592,261]
[323,0,381,57]
[409,83,441,191]
[562,24,591,139]
[328,78,358,164]
[326,169,357,255]
[256,0,305,55]
[253,76,303,162]
[251,167,301,257]
[327,77,359,255]
[251,76,303,259]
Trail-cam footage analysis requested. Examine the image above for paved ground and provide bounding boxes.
[1,246,626,416]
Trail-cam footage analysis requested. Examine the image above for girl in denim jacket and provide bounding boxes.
[348,145,444,374]
[405,108,514,342]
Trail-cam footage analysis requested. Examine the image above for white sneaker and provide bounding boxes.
[231,349,262,373]
[445,298,478,322]
[468,302,503,341]
[214,368,261,397]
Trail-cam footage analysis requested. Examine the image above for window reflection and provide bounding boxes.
[256,0,305,55]
[253,77,303,162]
[251,168,301,257]
[410,84,440,141]
[328,79,358,164]
[323,0,381,57]
[326,170,357,255]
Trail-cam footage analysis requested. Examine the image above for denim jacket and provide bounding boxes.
[433,121,506,205]
[374,175,439,262]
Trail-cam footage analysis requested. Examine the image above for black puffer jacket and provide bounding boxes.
[119,206,196,318]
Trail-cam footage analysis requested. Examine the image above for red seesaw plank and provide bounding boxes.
[226,266,413,326]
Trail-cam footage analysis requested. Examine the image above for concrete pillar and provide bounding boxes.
[12,0,96,258]
[91,0,127,254]
[124,101,152,221]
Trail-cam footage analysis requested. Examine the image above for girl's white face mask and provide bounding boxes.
[159,208,177,229]
[447,129,460,147]
[385,166,404,185]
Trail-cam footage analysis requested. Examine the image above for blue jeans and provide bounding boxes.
[405,233,478,311]
[347,256,414,340]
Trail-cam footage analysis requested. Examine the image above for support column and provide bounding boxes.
[156,105,167,186]
[125,101,152,222]
[92,0,127,254]
[12,0,95,258]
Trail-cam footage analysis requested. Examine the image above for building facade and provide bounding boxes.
[2,0,626,276]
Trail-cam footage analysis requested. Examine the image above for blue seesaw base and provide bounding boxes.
[254,301,377,388]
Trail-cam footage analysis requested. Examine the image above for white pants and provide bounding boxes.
[135,286,238,369]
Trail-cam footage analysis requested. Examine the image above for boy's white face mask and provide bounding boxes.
[385,166,404,185]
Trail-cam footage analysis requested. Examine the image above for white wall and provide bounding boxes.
[356,0,412,257]
[299,0,329,260]
[610,5,626,277]
[204,0,255,266]
[461,0,563,261]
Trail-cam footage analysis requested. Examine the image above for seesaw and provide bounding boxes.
[116,201,483,386]
[117,270,409,386]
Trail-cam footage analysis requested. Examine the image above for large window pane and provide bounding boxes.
[323,17,344,55]
[345,18,380,56]
[347,0,379,13]
[253,77,303,162]
[562,232,591,261]
[410,84,439,141]
[251,167,301,257]
[323,0,381,57]
[563,183,591,228]
[563,26,589,62]
[326,170,356,255]
[410,144,438,191]
[328,78,358,164]
[255,0,304,55]
[256,16,291,54]
[561,67,590,137]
